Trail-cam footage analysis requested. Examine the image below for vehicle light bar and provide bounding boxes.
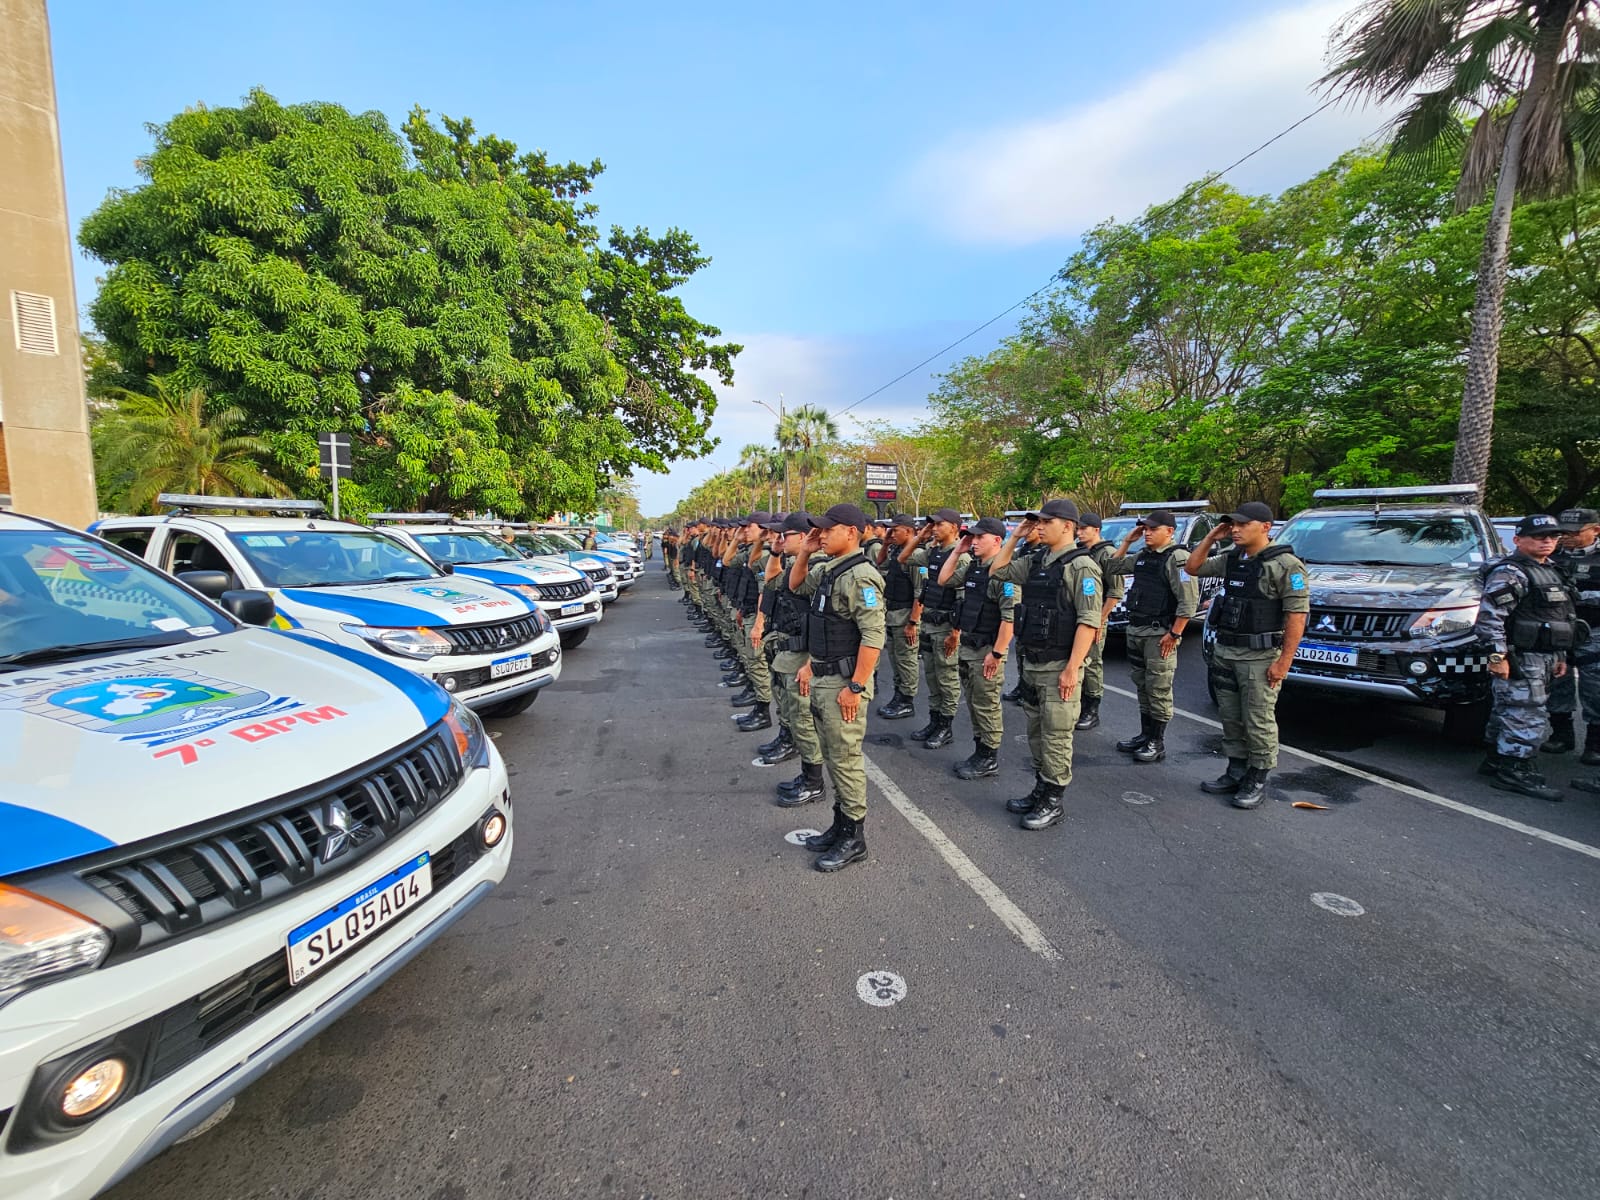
[366,512,457,523]
[1118,500,1211,511]
[1311,485,1479,500]
[158,494,324,515]
[464,519,528,529]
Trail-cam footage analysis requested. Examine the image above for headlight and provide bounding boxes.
[443,698,490,769]
[0,884,111,1007]
[340,623,454,660]
[1410,608,1478,639]
[502,583,544,604]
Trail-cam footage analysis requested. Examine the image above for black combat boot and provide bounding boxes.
[803,803,844,848]
[1230,766,1270,809]
[1116,714,1152,754]
[815,815,867,872]
[719,670,746,686]
[1201,758,1249,794]
[1490,756,1563,801]
[1543,713,1576,754]
[1583,724,1600,767]
[758,728,799,766]
[778,762,826,806]
[1478,750,1503,776]
[1003,682,1023,705]
[909,712,938,741]
[1020,784,1065,830]
[922,713,954,750]
[1074,694,1101,730]
[876,691,916,720]
[1133,721,1167,764]
[757,726,789,757]
[1007,773,1047,813]
[735,702,773,732]
[954,740,1000,779]
[703,632,723,647]
[729,686,758,707]
[1573,775,1600,795]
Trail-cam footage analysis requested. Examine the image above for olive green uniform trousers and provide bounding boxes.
[1018,657,1083,788]
[770,646,822,765]
[811,672,874,820]
[958,643,1005,748]
[1209,644,1282,769]
[919,619,961,717]
[1126,626,1178,722]
[884,611,919,697]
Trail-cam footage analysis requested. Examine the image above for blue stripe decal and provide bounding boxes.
[450,566,540,589]
[277,631,451,726]
[278,589,452,628]
[0,803,116,876]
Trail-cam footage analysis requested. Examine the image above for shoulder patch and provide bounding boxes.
[1289,572,1306,590]
[1083,577,1097,596]
[1002,581,1017,598]
[861,585,879,609]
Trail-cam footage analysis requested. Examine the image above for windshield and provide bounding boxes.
[1277,514,1490,567]
[411,532,528,566]
[1098,518,1141,545]
[511,533,567,556]
[540,530,584,552]
[229,531,440,587]
[1,530,226,666]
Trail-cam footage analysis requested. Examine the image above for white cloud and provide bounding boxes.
[909,1,1398,245]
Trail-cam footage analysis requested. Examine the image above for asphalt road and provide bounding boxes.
[110,569,1600,1200]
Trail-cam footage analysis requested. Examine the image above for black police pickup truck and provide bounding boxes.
[1203,485,1498,741]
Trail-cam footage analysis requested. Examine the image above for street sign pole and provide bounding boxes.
[331,468,341,521]
[318,432,352,519]
[863,462,898,520]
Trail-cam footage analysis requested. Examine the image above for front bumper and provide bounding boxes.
[545,598,603,633]
[427,640,562,710]
[1203,629,1491,706]
[0,755,513,1200]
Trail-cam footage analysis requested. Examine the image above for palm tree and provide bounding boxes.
[776,404,839,512]
[1322,0,1600,491]
[739,443,782,511]
[92,376,290,513]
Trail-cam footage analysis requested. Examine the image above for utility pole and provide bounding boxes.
[753,393,788,511]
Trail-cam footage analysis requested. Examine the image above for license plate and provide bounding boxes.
[559,602,585,616]
[1294,641,1357,667]
[491,653,533,678]
[286,854,432,984]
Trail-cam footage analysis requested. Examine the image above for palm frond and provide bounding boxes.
[1386,88,1470,181]
[1456,105,1510,207]
[1322,0,1473,104]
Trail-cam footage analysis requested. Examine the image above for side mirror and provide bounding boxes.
[438,561,455,575]
[179,569,233,599]
[220,588,277,627]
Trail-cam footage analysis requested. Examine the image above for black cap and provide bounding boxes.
[888,512,919,529]
[1026,498,1080,523]
[808,503,869,532]
[744,511,773,527]
[1145,509,1178,529]
[1518,512,1575,537]
[1224,501,1275,524]
[1560,507,1600,528]
[970,516,1007,537]
[928,507,962,525]
[1078,511,1103,528]
[776,512,812,534]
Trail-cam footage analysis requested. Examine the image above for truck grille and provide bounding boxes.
[440,613,545,654]
[582,566,612,584]
[72,727,464,960]
[1305,608,1417,641]
[533,580,591,602]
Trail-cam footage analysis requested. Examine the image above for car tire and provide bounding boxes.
[1205,668,1218,707]
[1441,696,1490,746]
[560,627,590,650]
[481,691,538,719]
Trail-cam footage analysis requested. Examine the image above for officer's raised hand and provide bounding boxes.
[1120,522,1144,551]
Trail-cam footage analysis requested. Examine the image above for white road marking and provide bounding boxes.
[1311,892,1366,917]
[864,755,1062,962]
[784,829,821,845]
[856,969,908,1006]
[1102,683,1600,863]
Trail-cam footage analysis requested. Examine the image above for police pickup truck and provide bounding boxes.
[1101,502,1224,635]
[94,497,560,719]
[0,509,512,1200]
[536,526,637,591]
[493,524,618,605]
[368,516,603,651]
[1202,485,1497,741]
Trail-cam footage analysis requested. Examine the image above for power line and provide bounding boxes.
[835,96,1341,418]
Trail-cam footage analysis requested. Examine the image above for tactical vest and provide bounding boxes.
[957,557,1005,647]
[882,554,916,609]
[774,569,809,642]
[1211,544,1296,648]
[808,552,867,662]
[862,538,885,565]
[920,544,960,622]
[1124,545,1180,626]
[1017,547,1090,659]
[736,554,762,614]
[1499,555,1580,651]
[1557,545,1600,619]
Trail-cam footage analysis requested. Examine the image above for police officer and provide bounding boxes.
[1477,512,1582,801]
[988,499,1103,830]
[875,513,923,719]
[732,514,775,731]
[1073,512,1124,731]
[936,516,1017,779]
[1547,508,1600,765]
[752,516,822,779]
[909,508,967,749]
[861,517,887,567]
[1185,502,1310,809]
[1003,516,1047,706]
[1103,510,1198,763]
[790,503,886,872]
[663,527,680,588]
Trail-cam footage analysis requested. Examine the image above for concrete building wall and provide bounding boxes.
[0,0,97,524]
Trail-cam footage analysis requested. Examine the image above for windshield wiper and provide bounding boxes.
[0,636,182,669]
[383,573,433,582]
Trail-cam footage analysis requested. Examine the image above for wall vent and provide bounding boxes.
[11,292,60,356]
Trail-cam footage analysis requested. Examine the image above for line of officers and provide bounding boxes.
[664,498,1312,874]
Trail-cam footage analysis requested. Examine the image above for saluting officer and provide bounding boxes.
[876,513,923,719]
[909,508,968,749]
[1102,509,1198,763]
[1477,512,1582,801]
[732,514,776,731]
[763,515,830,805]
[1547,507,1600,767]
[861,516,887,567]
[1003,515,1047,706]
[790,504,886,872]
[1073,512,1124,732]
[988,499,1103,830]
[936,516,1017,779]
[1185,501,1309,810]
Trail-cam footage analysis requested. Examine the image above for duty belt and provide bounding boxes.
[809,655,858,677]
[1214,630,1283,650]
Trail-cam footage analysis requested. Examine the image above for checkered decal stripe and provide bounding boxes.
[1438,655,1490,673]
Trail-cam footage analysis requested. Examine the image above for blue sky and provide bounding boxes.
[50,0,1389,514]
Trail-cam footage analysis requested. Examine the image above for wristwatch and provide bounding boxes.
[846,681,866,694]
[1488,652,1506,664]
